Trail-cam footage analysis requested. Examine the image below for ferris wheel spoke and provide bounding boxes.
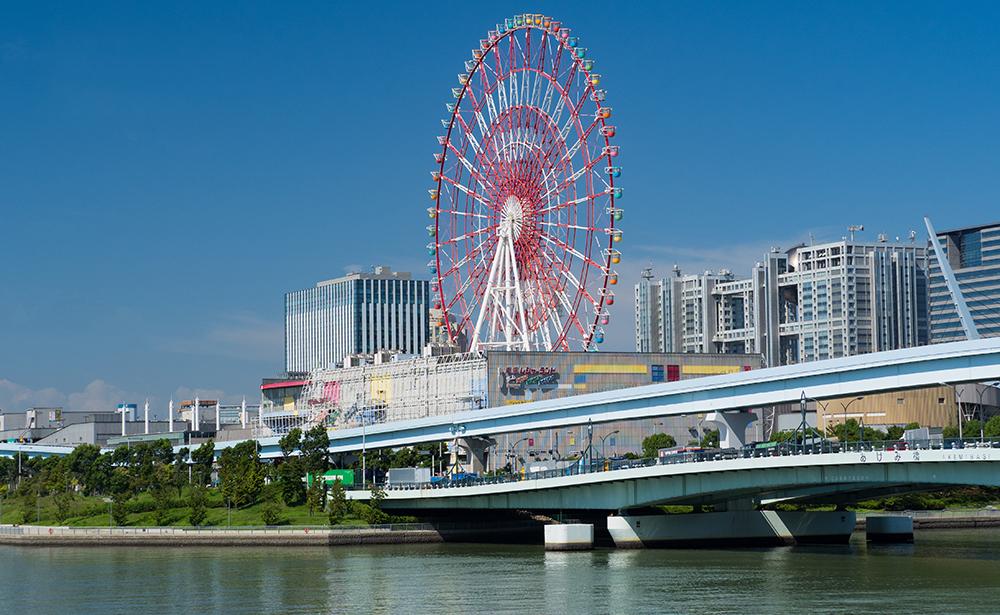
[440,232,498,276]
[538,249,591,339]
[438,224,497,246]
[440,174,494,209]
[540,221,598,233]
[535,194,591,215]
[539,231,604,273]
[436,208,496,220]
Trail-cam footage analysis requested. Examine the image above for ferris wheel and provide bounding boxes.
[427,13,623,352]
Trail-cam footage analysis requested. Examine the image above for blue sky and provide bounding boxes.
[3,1,1000,415]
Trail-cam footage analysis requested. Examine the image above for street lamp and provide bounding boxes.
[939,382,964,440]
[840,396,864,446]
[975,381,1000,441]
[507,436,529,475]
[599,430,620,460]
[804,396,830,445]
[102,497,113,528]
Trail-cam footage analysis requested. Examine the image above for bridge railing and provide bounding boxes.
[381,438,1000,493]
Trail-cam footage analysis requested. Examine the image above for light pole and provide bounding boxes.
[975,381,1000,441]
[507,436,529,475]
[804,396,830,440]
[840,396,864,446]
[939,382,963,440]
[103,497,112,528]
[599,430,620,460]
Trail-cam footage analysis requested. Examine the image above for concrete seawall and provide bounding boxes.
[855,511,1000,531]
[0,523,543,547]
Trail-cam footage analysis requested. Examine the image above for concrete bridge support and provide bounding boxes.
[607,510,856,548]
[705,410,757,449]
[451,436,495,474]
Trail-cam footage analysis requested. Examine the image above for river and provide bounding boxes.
[1,529,998,614]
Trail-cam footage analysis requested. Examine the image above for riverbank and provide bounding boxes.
[856,510,1000,530]
[3,511,998,547]
[0,521,543,547]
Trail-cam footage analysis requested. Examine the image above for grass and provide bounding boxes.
[0,489,371,528]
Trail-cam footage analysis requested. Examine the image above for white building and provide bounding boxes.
[284,266,430,373]
[634,266,680,353]
[637,234,930,367]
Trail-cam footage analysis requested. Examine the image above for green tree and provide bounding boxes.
[111,492,129,526]
[261,499,283,526]
[300,425,330,476]
[641,433,677,458]
[53,491,74,523]
[173,448,190,495]
[218,440,265,509]
[360,483,389,525]
[985,415,1000,438]
[190,440,215,486]
[152,464,176,526]
[277,427,306,506]
[306,476,326,517]
[189,485,208,526]
[700,429,720,449]
[279,428,303,458]
[328,478,348,525]
[278,458,306,506]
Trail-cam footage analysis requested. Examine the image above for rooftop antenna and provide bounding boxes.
[847,224,864,241]
[908,230,917,243]
[640,266,654,281]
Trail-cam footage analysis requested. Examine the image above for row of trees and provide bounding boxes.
[0,423,396,527]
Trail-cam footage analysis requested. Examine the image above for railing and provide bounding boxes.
[379,438,1000,493]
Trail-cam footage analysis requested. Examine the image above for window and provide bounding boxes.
[938,397,945,404]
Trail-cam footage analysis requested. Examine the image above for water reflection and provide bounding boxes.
[2,531,1000,614]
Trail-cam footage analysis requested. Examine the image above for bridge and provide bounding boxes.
[3,337,1000,461]
[361,442,1000,511]
[352,440,1000,547]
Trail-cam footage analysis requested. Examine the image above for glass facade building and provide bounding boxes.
[284,267,429,372]
[929,222,1000,342]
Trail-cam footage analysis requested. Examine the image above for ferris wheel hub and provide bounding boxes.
[500,195,525,241]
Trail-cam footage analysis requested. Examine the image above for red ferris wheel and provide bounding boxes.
[427,13,623,352]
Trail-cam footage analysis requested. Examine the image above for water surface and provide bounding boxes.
[1,530,998,614]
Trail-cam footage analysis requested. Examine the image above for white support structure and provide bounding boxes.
[194,397,200,432]
[168,399,174,433]
[471,196,532,352]
[241,397,247,429]
[215,401,221,431]
[143,399,150,435]
[925,216,980,340]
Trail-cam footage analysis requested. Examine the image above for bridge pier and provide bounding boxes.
[451,436,495,474]
[705,410,757,449]
[607,510,855,548]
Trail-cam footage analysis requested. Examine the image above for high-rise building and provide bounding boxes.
[771,239,929,364]
[680,270,735,353]
[634,266,680,353]
[633,266,730,353]
[638,234,930,367]
[284,266,429,373]
[928,222,1000,342]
